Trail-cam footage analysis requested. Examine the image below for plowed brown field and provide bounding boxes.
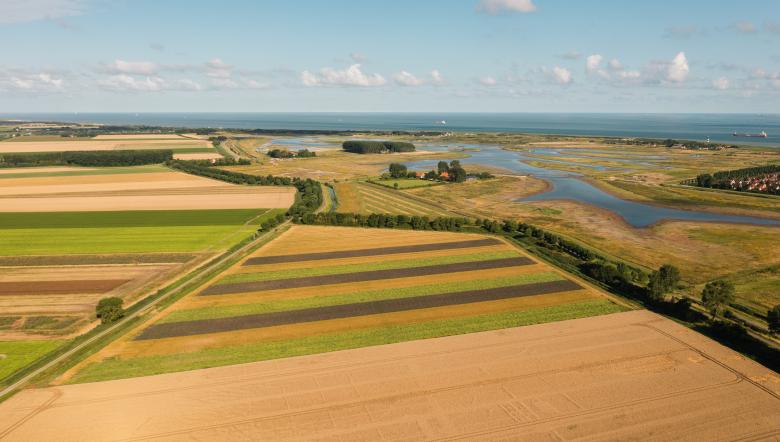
[1,311,777,441]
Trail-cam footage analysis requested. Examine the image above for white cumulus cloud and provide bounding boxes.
[430,69,445,85]
[98,74,165,92]
[394,71,424,87]
[301,64,386,87]
[105,60,159,75]
[586,54,603,73]
[205,58,232,78]
[666,52,689,83]
[476,0,537,14]
[550,67,573,84]
[1,71,65,93]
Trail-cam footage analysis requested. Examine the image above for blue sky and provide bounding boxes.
[2,0,780,112]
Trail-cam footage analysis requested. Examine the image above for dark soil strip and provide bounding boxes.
[0,279,131,296]
[0,253,195,267]
[242,238,502,266]
[138,279,582,340]
[201,257,534,296]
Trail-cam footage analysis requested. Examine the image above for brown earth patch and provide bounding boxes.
[0,279,130,296]
[202,257,535,296]
[242,238,501,266]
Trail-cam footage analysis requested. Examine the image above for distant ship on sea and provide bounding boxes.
[733,130,768,138]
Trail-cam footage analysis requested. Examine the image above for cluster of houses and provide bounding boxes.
[727,173,780,194]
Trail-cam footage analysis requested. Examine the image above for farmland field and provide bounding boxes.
[66,225,625,382]
[0,164,293,348]
[3,310,779,441]
[0,166,294,212]
[370,178,441,189]
[0,340,65,381]
[0,133,214,153]
[333,181,456,217]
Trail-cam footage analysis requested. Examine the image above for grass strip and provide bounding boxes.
[0,209,268,229]
[221,250,520,284]
[162,272,564,323]
[0,341,65,381]
[70,299,625,383]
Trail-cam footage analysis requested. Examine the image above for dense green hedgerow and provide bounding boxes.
[0,150,174,168]
[342,140,416,154]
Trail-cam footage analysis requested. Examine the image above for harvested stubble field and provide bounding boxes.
[0,135,211,153]
[0,167,294,212]
[3,310,779,441]
[66,225,624,382]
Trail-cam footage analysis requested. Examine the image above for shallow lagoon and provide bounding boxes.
[409,144,780,228]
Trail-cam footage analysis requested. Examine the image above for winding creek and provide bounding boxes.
[407,143,780,228]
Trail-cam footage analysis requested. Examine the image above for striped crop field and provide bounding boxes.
[68,225,627,383]
[333,181,455,217]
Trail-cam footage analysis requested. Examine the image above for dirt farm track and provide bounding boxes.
[1,310,778,441]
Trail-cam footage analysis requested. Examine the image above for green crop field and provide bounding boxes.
[0,340,65,381]
[0,209,280,255]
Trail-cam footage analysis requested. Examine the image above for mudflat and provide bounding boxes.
[0,310,777,441]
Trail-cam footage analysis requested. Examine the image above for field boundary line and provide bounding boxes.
[0,222,290,402]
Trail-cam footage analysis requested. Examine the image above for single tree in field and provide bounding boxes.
[701,280,735,316]
[96,297,125,324]
[768,305,780,334]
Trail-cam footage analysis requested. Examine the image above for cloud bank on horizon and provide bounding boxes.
[1,0,779,112]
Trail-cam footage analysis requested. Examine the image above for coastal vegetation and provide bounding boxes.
[342,140,415,154]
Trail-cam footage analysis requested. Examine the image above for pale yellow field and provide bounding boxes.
[0,139,209,153]
[0,169,295,211]
[0,166,97,175]
[91,134,192,140]
[0,189,295,212]
[3,311,778,441]
[172,152,223,160]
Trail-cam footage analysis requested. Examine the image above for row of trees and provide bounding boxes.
[298,212,469,231]
[166,160,322,218]
[342,140,416,154]
[267,148,316,159]
[0,149,174,168]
